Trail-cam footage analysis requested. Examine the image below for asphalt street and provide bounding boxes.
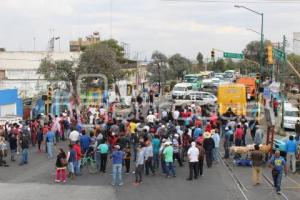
[1,97,300,200]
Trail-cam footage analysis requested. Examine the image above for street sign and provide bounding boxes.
[273,48,285,62]
[223,52,244,59]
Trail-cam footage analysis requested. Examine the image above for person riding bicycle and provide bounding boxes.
[85,145,94,158]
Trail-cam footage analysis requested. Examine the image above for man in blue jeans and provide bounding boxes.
[111,145,124,186]
[268,151,288,194]
[19,134,29,166]
[46,128,55,159]
[163,141,176,178]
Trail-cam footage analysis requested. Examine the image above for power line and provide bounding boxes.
[162,0,300,3]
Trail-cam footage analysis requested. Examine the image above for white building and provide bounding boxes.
[0,51,80,98]
[293,32,300,55]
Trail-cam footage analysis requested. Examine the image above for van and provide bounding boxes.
[236,77,256,100]
[218,83,247,116]
[283,103,300,130]
[171,83,193,99]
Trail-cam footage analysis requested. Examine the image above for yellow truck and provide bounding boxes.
[218,83,247,116]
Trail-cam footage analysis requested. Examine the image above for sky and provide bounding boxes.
[0,0,299,60]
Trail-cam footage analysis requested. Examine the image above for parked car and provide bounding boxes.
[282,102,300,130]
[171,83,193,99]
[186,91,217,105]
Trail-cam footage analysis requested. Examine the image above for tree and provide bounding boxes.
[78,43,123,85]
[37,43,123,107]
[148,51,168,93]
[214,59,226,72]
[100,39,125,63]
[37,58,79,104]
[243,40,272,63]
[168,54,192,80]
[196,52,204,72]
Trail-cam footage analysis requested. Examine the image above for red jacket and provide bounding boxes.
[73,144,81,161]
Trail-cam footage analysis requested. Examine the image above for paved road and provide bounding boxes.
[0,142,246,200]
[1,96,300,200]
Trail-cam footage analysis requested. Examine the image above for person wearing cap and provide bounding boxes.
[111,145,124,186]
[163,141,176,178]
[186,142,199,181]
[203,132,215,168]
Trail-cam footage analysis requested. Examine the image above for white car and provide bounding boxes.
[202,79,213,88]
[171,83,193,99]
[211,78,220,88]
[283,103,300,130]
[186,91,217,105]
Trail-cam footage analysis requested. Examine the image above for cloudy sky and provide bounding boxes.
[0,0,299,60]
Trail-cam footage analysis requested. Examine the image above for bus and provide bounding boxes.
[218,83,247,116]
[183,74,202,90]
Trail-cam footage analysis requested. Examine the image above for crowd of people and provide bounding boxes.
[0,96,299,194]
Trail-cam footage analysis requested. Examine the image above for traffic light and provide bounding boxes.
[47,86,53,101]
[211,50,215,60]
[266,45,274,65]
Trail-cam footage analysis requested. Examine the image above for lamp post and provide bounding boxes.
[235,5,264,79]
[246,28,264,37]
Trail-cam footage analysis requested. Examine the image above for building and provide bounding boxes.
[293,32,300,55]
[0,89,23,124]
[70,32,100,52]
[0,51,80,98]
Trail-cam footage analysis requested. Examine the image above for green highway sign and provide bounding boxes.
[273,48,285,61]
[223,52,244,59]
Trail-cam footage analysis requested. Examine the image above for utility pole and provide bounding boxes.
[281,35,287,133]
[260,13,264,80]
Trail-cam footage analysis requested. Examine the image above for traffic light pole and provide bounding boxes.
[281,35,287,133]
[259,13,264,81]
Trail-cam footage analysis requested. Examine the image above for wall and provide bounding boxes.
[0,89,23,117]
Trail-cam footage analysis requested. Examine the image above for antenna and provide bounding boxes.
[110,0,113,39]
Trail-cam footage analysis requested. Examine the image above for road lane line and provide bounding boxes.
[218,152,249,200]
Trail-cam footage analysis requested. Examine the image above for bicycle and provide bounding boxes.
[81,148,98,174]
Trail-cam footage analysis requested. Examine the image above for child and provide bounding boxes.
[55,148,67,183]
[124,146,131,174]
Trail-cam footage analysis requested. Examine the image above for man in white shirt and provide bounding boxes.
[187,142,199,181]
[173,110,180,122]
[69,128,80,143]
[146,112,156,124]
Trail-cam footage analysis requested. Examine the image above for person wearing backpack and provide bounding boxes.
[55,148,67,183]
